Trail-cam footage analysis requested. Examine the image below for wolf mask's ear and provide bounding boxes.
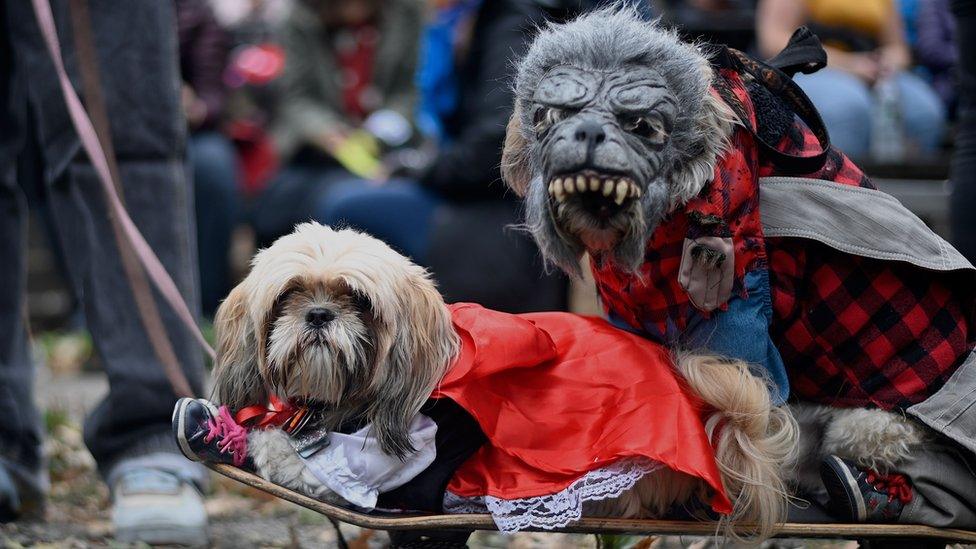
[501,102,533,197]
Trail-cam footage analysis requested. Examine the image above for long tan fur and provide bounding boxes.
[675,354,797,541]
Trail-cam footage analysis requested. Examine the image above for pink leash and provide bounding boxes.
[30,0,216,366]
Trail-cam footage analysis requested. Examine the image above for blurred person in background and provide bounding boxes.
[251,0,422,247]
[317,0,529,264]
[316,0,579,312]
[656,0,753,50]
[1,1,207,544]
[757,0,947,160]
[914,0,958,114]
[177,0,241,318]
[950,0,975,261]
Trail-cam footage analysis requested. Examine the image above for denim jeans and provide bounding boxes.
[609,269,790,405]
[795,68,947,159]
[316,179,443,263]
[0,0,205,485]
[250,164,349,248]
[681,270,790,405]
[191,132,240,318]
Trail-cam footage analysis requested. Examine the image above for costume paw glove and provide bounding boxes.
[678,236,735,313]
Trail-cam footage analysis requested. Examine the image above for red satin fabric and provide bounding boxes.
[434,303,732,514]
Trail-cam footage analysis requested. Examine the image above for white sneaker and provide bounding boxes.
[111,468,208,546]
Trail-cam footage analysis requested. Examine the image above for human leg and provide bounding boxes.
[316,179,443,263]
[794,68,873,159]
[10,0,207,541]
[14,0,207,481]
[0,0,46,522]
[251,165,352,248]
[0,126,45,523]
[893,71,947,154]
[190,131,240,317]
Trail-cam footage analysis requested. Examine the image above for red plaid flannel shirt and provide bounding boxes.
[592,68,972,410]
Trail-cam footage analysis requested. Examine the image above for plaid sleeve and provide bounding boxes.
[683,122,767,288]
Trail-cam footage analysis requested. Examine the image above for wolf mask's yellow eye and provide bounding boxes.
[533,106,566,135]
[622,115,667,143]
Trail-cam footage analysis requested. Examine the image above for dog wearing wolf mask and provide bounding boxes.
[504,8,976,526]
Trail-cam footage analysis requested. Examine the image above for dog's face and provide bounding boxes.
[212,223,458,458]
[264,281,375,405]
[502,9,735,273]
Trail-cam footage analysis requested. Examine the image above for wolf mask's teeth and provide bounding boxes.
[550,178,566,202]
[548,174,641,204]
[614,180,628,205]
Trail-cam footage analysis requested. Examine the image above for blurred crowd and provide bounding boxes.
[2,0,970,542]
[181,0,965,319]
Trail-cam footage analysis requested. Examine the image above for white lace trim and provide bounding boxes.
[442,457,663,532]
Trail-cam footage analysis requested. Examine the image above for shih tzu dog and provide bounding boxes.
[210,222,458,461]
[177,222,793,540]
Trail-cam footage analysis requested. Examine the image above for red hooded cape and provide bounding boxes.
[433,303,732,515]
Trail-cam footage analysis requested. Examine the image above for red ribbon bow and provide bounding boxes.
[233,395,312,435]
[234,395,296,429]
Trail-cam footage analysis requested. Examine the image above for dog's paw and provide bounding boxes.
[247,429,336,501]
[248,429,301,483]
[822,409,926,472]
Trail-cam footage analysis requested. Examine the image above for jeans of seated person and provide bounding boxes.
[0,0,205,487]
[795,68,947,159]
[315,179,443,264]
[250,165,362,248]
[190,132,240,318]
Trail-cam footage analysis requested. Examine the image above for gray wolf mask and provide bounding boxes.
[502,7,735,273]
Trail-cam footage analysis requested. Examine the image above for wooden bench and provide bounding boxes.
[208,463,976,546]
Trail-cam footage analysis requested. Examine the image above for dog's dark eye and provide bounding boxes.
[533,106,567,135]
[351,291,372,313]
[622,115,667,143]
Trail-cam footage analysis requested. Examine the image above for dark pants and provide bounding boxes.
[316,179,441,263]
[951,0,976,261]
[191,131,240,318]
[0,0,204,484]
[250,163,351,248]
[317,179,568,313]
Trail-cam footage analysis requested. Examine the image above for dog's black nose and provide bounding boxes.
[306,308,335,328]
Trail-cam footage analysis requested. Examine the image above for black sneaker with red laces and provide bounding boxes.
[172,397,253,470]
[821,455,913,522]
